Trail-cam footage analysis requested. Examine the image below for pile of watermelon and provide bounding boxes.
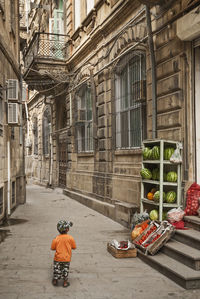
[143,146,160,160]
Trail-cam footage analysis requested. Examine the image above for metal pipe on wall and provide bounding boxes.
[145,5,157,139]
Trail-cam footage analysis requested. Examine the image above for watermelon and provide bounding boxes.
[162,211,167,220]
[152,146,160,160]
[166,171,177,182]
[143,147,151,160]
[140,168,152,179]
[153,191,166,202]
[166,191,176,203]
[149,209,159,221]
[152,168,160,181]
[147,149,153,160]
[164,147,175,160]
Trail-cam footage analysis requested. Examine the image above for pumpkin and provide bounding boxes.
[131,227,143,240]
[147,192,154,200]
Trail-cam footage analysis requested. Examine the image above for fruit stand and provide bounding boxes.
[140,139,182,221]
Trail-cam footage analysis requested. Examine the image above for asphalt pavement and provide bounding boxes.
[0,184,199,299]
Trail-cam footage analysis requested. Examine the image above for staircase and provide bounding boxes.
[137,216,200,289]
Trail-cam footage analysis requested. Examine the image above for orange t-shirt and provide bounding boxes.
[51,234,76,262]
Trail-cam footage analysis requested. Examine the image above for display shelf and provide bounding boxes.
[143,160,172,164]
[140,139,182,221]
[141,198,181,208]
[142,179,178,186]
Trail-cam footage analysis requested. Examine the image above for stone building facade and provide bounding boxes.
[22,0,200,226]
[0,0,26,224]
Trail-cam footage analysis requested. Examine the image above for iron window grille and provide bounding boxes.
[115,52,146,149]
[75,83,93,153]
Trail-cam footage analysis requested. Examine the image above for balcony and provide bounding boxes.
[23,32,69,93]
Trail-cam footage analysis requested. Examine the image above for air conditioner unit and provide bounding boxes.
[77,109,86,122]
[132,80,146,102]
[7,79,19,101]
[7,103,19,125]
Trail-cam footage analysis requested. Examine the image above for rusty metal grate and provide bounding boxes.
[24,32,67,70]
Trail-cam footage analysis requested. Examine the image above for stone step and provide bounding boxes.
[172,229,200,250]
[138,250,200,289]
[161,239,200,270]
[184,216,200,231]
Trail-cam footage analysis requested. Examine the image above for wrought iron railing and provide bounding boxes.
[23,32,67,71]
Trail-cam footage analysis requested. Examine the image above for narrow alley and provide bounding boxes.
[0,184,199,299]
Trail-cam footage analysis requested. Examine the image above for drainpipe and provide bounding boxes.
[145,5,157,139]
[7,138,11,216]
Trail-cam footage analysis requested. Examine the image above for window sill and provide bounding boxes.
[115,148,142,156]
[77,152,94,157]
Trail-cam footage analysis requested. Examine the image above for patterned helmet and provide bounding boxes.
[57,220,73,233]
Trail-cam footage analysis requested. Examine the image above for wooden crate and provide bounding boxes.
[107,243,137,258]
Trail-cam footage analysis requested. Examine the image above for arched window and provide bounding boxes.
[43,106,51,155]
[75,83,93,152]
[115,52,146,149]
[33,116,38,155]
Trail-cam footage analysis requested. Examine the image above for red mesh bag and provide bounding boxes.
[184,183,200,216]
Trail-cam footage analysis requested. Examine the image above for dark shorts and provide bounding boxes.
[53,261,70,280]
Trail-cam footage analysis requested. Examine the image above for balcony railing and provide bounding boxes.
[23,32,67,71]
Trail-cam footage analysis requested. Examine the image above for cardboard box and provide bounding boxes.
[107,243,137,258]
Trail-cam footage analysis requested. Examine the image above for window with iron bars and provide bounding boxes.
[43,107,51,156]
[115,52,146,149]
[75,84,93,153]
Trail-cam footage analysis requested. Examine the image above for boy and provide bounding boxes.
[51,220,76,287]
